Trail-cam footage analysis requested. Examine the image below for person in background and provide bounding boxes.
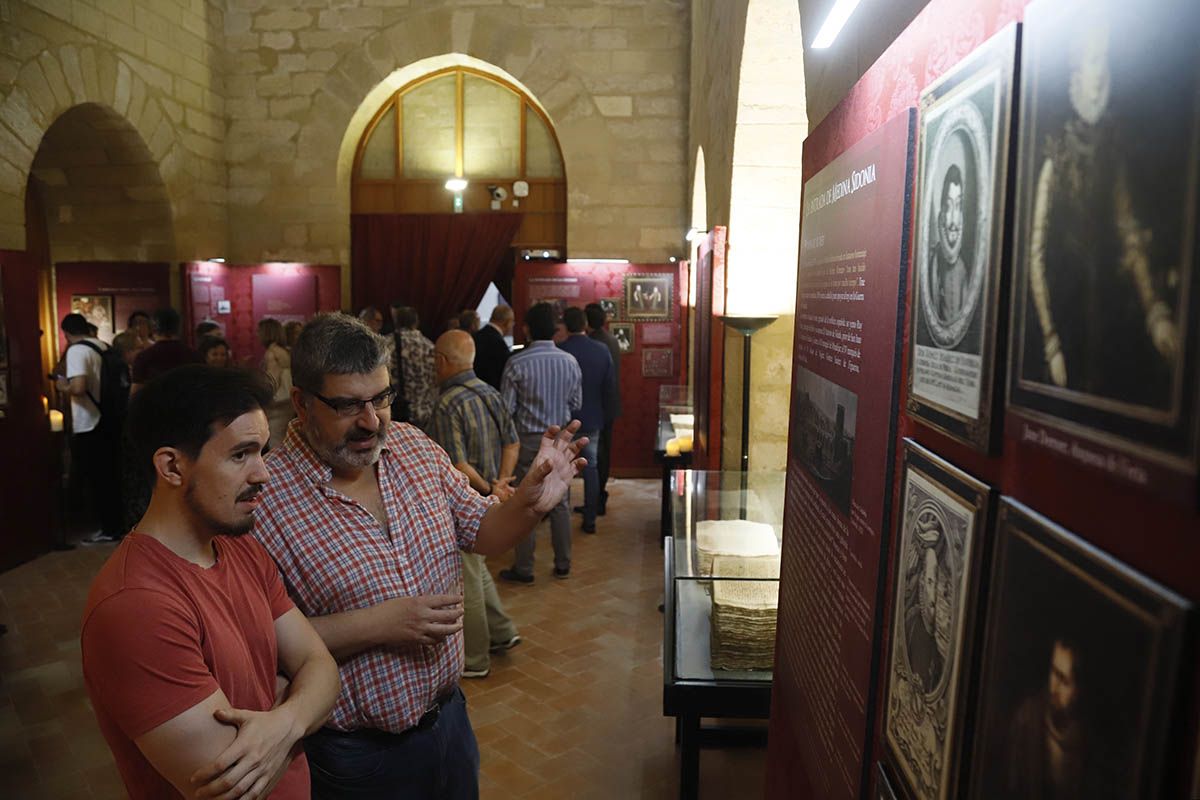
[499,302,583,582]
[584,302,622,516]
[199,336,232,369]
[394,305,437,429]
[558,307,614,534]
[445,315,461,333]
[131,308,199,396]
[112,311,152,366]
[59,313,124,545]
[195,320,221,342]
[81,365,339,799]
[357,306,384,333]
[284,320,303,350]
[258,318,295,447]
[457,309,481,334]
[430,330,522,679]
[253,313,585,799]
[473,305,513,390]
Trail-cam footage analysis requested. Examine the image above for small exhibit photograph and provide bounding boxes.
[791,365,857,515]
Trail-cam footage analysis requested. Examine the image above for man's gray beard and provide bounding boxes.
[305,417,387,471]
[184,479,254,537]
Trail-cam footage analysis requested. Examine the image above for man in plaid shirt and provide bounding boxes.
[253,313,586,799]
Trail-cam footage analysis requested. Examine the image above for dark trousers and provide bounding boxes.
[306,688,479,800]
[597,422,614,507]
[70,427,123,538]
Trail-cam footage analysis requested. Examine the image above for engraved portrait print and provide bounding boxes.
[885,466,978,800]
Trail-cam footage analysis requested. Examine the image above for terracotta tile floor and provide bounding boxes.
[0,478,766,799]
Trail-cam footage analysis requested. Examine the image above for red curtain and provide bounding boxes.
[351,213,523,338]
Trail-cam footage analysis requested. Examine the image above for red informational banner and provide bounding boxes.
[771,109,915,800]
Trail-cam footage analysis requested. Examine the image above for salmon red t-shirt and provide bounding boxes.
[80,533,309,799]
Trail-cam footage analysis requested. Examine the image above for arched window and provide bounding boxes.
[352,67,566,251]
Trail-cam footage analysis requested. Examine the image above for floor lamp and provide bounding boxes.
[717,315,777,519]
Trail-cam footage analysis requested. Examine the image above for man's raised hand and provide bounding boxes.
[518,420,587,514]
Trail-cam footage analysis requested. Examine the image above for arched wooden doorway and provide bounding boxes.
[349,66,567,332]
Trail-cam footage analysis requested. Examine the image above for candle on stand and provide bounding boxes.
[49,409,63,432]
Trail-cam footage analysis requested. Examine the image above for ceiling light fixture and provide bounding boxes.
[811,0,861,49]
[444,178,468,192]
[566,258,630,264]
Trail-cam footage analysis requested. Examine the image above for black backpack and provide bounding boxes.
[72,340,130,431]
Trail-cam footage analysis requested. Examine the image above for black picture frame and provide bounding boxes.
[908,24,1019,453]
[623,273,673,321]
[598,297,620,321]
[1006,0,1200,487]
[966,497,1190,799]
[875,762,900,800]
[611,323,634,354]
[884,440,993,800]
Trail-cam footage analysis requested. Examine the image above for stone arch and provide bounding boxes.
[266,5,613,279]
[722,0,808,473]
[0,44,185,253]
[29,102,175,263]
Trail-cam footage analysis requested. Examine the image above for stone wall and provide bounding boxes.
[0,0,227,260]
[221,0,690,270]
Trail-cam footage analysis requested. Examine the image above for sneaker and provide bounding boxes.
[553,566,570,580]
[80,532,121,545]
[462,667,490,679]
[498,569,534,584]
[582,523,596,534]
[490,634,522,654]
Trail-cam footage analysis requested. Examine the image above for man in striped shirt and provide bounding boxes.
[429,330,521,678]
[499,302,583,582]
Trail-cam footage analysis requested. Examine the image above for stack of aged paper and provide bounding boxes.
[695,519,779,576]
[709,554,780,672]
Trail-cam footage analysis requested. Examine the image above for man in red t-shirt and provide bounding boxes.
[81,365,340,799]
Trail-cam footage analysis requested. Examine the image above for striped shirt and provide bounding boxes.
[430,370,519,484]
[500,340,582,435]
[253,419,493,734]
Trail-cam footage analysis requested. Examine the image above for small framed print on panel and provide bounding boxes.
[611,323,634,354]
[641,347,673,378]
[884,440,992,800]
[1007,0,1200,498]
[598,297,620,320]
[623,273,674,321]
[907,24,1019,452]
[967,498,1190,799]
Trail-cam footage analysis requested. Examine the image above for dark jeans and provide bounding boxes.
[597,421,614,506]
[70,427,123,538]
[306,688,479,800]
[578,431,599,526]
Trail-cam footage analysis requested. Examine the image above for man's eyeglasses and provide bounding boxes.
[305,386,397,417]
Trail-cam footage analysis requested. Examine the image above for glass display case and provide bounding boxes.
[662,469,784,799]
[654,386,694,537]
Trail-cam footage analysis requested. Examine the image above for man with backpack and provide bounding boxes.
[59,313,127,544]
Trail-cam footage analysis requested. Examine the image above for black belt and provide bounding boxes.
[316,688,459,740]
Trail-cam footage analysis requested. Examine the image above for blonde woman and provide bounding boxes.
[258,317,295,446]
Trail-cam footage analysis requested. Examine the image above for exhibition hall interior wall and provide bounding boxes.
[511,260,688,475]
[766,0,1200,798]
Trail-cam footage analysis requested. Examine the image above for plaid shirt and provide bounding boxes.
[430,370,519,484]
[253,419,492,734]
[397,329,437,428]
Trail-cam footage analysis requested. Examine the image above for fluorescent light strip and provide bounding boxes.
[812,0,861,49]
[566,258,630,264]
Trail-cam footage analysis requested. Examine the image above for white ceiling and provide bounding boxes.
[796,0,933,127]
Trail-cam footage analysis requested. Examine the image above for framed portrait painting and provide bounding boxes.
[967,498,1190,799]
[884,440,992,800]
[598,297,620,321]
[611,323,634,354]
[908,24,1019,452]
[623,274,673,321]
[1007,0,1200,493]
